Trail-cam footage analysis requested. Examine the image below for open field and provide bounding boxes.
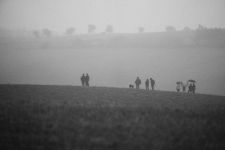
[0,84,225,150]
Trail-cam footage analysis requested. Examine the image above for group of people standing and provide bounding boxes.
[176,82,187,92]
[176,81,196,94]
[80,73,90,87]
[80,73,197,94]
[134,77,155,90]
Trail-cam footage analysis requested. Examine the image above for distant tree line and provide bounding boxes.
[28,24,225,49]
[32,24,115,38]
[2,25,224,49]
[31,24,225,37]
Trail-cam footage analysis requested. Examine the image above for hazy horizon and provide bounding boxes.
[1,0,225,33]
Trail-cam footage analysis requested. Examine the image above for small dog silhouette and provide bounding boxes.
[129,84,134,88]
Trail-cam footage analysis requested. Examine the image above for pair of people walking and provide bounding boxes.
[176,82,188,92]
[188,83,196,93]
[145,78,155,90]
[80,73,90,87]
[135,77,155,90]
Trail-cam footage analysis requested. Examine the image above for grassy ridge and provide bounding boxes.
[0,85,225,150]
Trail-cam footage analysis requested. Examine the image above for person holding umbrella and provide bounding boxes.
[193,83,196,93]
[188,80,196,93]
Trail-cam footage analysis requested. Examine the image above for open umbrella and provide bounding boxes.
[176,81,182,84]
[188,79,196,83]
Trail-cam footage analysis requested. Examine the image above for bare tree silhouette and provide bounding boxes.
[33,30,40,38]
[88,24,96,33]
[65,27,75,35]
[197,24,206,30]
[183,26,191,32]
[138,27,144,33]
[42,28,51,37]
[166,26,176,32]
[105,25,114,33]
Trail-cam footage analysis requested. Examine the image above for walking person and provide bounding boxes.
[135,77,141,89]
[193,83,196,94]
[85,73,90,87]
[188,83,193,93]
[145,79,149,90]
[182,82,188,92]
[80,73,85,86]
[176,83,180,92]
[150,78,155,90]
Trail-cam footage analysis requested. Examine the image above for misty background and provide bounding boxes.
[0,0,225,96]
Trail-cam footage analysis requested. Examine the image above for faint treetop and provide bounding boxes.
[33,30,40,38]
[197,24,206,30]
[183,26,191,32]
[105,25,114,33]
[138,27,144,33]
[88,24,96,33]
[65,27,75,35]
[166,26,176,32]
[42,28,51,37]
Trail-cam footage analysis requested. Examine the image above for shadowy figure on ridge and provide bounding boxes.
[188,80,196,94]
[182,81,188,92]
[85,73,90,87]
[81,73,85,86]
[150,78,155,90]
[135,77,141,89]
[188,83,193,93]
[145,78,149,90]
[193,83,196,93]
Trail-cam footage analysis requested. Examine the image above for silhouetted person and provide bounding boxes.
[145,79,149,90]
[176,83,180,92]
[135,77,141,89]
[182,82,187,92]
[80,73,85,86]
[182,85,186,92]
[150,78,155,90]
[188,83,193,93]
[85,73,90,87]
[193,83,196,93]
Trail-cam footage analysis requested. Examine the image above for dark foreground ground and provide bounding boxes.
[0,85,225,150]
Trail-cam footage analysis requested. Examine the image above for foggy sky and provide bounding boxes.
[0,0,225,33]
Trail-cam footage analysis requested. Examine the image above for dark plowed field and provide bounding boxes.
[0,85,225,150]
